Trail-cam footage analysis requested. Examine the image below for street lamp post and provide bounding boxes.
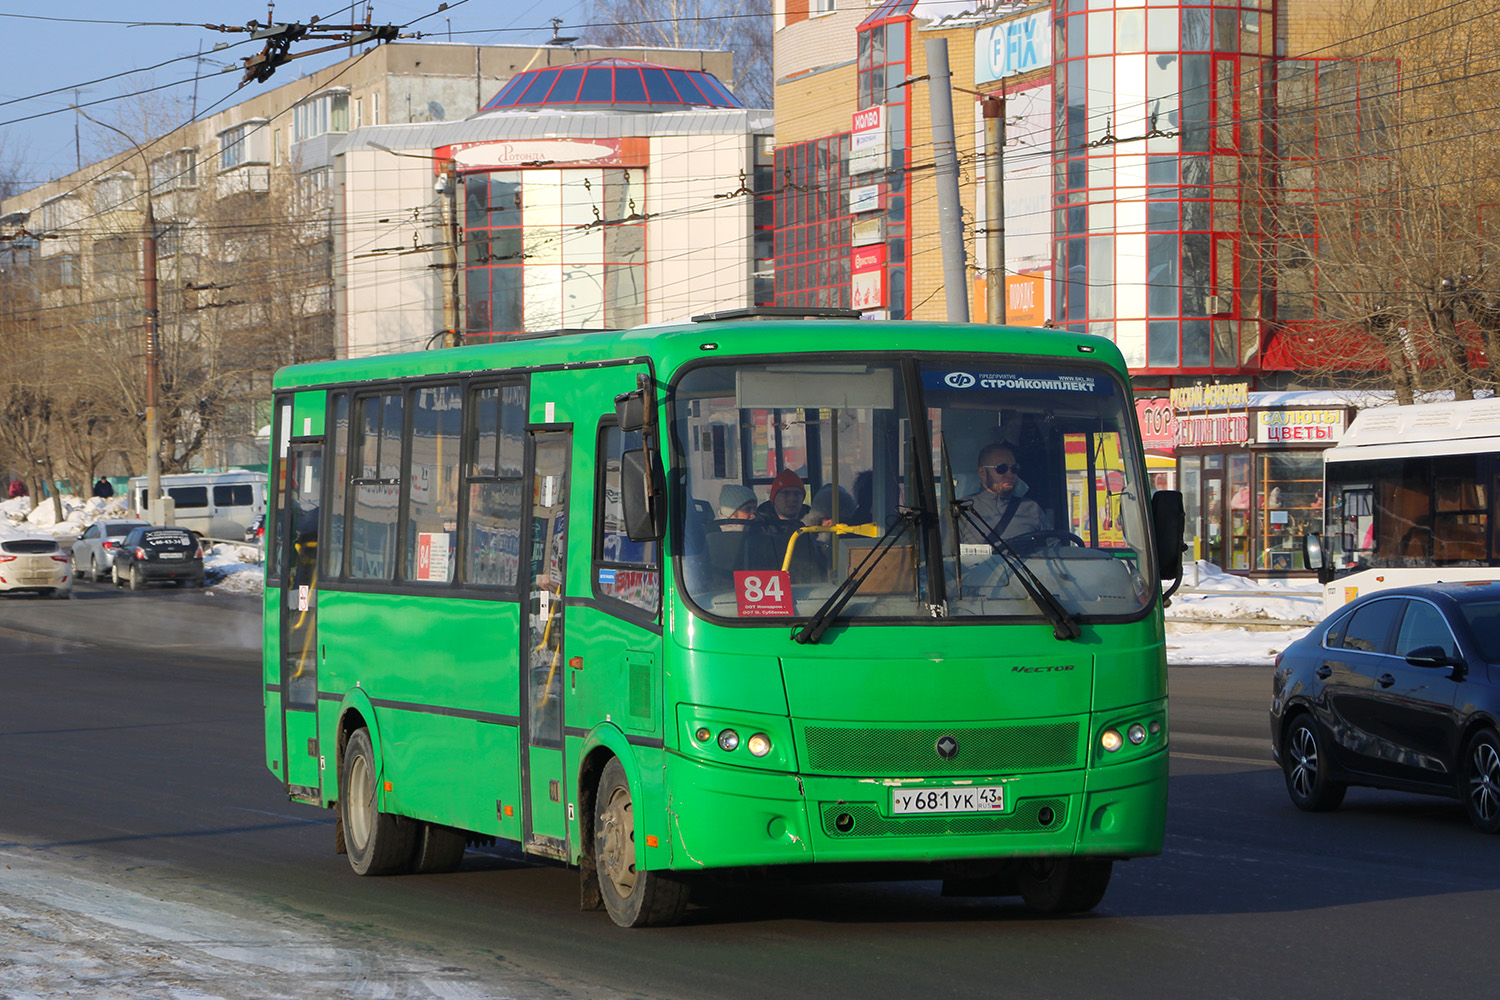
[76,109,162,520]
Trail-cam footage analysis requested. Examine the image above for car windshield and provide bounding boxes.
[671,357,1154,623]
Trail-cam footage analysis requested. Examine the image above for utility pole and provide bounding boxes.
[982,94,1006,324]
[925,38,969,323]
[76,109,163,521]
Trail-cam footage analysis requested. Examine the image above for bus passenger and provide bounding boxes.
[743,470,820,575]
[717,484,758,522]
[958,443,1048,545]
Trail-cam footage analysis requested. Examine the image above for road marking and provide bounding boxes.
[1171,750,1277,768]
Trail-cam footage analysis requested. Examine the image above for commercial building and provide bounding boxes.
[772,0,1387,574]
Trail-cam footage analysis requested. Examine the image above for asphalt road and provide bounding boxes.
[1,581,1495,999]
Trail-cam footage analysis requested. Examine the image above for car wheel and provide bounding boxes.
[1018,858,1113,915]
[1462,728,1500,834]
[1282,713,1347,812]
[52,587,71,600]
[594,756,689,927]
[112,564,123,587]
[89,555,99,582]
[129,564,146,591]
[339,728,417,875]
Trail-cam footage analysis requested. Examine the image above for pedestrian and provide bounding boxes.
[7,478,27,499]
[92,477,115,499]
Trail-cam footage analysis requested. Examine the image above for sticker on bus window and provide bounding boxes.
[734,571,793,616]
[922,370,1111,394]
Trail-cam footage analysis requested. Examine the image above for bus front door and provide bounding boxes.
[278,443,323,801]
[520,429,570,859]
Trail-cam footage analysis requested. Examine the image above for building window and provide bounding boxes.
[220,125,247,170]
[296,168,332,215]
[93,173,135,213]
[40,253,79,289]
[292,89,350,143]
[155,222,181,258]
[92,237,136,283]
[37,196,73,233]
[773,135,853,311]
[462,168,646,342]
[149,149,197,193]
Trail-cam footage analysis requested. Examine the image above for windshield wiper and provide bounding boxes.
[792,507,920,645]
[952,501,1082,642]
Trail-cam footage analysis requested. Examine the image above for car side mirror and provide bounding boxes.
[1151,489,1185,581]
[1405,645,1464,672]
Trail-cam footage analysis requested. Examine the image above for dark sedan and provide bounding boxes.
[111,525,205,590]
[1271,582,1500,832]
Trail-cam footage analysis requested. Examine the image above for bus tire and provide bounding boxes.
[1018,858,1112,915]
[339,728,416,876]
[594,757,688,927]
[411,823,468,874]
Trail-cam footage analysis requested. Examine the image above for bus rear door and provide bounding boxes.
[520,427,571,858]
[277,442,323,801]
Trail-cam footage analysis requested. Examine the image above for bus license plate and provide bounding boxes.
[892,785,1004,815]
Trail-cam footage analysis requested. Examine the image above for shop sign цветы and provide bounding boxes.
[1256,409,1346,444]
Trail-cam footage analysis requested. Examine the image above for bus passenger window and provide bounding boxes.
[464,382,526,587]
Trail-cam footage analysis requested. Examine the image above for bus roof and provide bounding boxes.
[1327,397,1500,463]
[271,320,1128,391]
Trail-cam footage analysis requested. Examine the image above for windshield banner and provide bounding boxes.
[923,370,1112,394]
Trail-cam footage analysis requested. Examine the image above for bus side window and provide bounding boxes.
[595,421,660,616]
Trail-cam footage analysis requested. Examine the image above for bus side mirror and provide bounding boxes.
[620,449,662,542]
[1304,532,1336,584]
[1151,489,1185,581]
[615,390,648,433]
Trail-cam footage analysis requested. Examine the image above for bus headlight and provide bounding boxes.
[1127,723,1147,745]
[1101,728,1124,753]
[747,733,772,757]
[717,729,740,752]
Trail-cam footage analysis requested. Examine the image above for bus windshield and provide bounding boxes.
[672,357,1154,623]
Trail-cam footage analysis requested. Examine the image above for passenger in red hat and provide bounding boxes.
[745,469,819,575]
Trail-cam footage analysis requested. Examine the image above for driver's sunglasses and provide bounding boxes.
[983,462,1020,474]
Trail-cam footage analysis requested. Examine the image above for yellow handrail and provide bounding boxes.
[780,522,879,572]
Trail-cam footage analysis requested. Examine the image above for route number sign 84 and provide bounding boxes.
[734,570,794,616]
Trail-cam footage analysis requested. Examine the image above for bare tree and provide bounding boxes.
[1253,0,1500,399]
[586,0,772,107]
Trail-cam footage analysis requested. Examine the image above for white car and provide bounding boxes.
[0,536,72,598]
[70,519,150,582]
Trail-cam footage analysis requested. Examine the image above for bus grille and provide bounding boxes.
[801,722,1081,775]
[818,799,1068,838]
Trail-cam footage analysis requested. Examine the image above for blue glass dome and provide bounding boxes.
[481,58,745,112]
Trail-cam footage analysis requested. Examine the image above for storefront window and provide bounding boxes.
[1257,450,1321,570]
[1179,455,1201,562]
[1227,452,1250,569]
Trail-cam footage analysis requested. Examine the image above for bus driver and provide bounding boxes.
[958,443,1049,545]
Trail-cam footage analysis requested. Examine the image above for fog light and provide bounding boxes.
[1128,723,1147,745]
[717,729,740,752]
[1101,728,1123,753]
[747,733,771,757]
[694,727,712,743]
[1149,720,1162,735]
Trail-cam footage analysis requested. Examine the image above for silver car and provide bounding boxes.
[70,519,150,582]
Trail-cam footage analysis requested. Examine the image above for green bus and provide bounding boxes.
[263,313,1185,926]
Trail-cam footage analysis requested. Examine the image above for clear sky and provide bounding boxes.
[0,1,598,185]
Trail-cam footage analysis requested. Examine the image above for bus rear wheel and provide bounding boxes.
[411,822,468,874]
[594,757,688,927]
[339,728,416,875]
[1018,858,1113,915]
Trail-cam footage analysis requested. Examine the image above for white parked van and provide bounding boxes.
[128,470,268,541]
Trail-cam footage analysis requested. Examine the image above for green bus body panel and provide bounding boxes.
[262,586,283,778]
[315,589,524,836]
[263,320,1170,878]
[290,390,326,437]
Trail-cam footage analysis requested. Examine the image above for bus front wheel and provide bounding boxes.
[594,757,688,927]
[1018,858,1113,915]
[339,728,416,875]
